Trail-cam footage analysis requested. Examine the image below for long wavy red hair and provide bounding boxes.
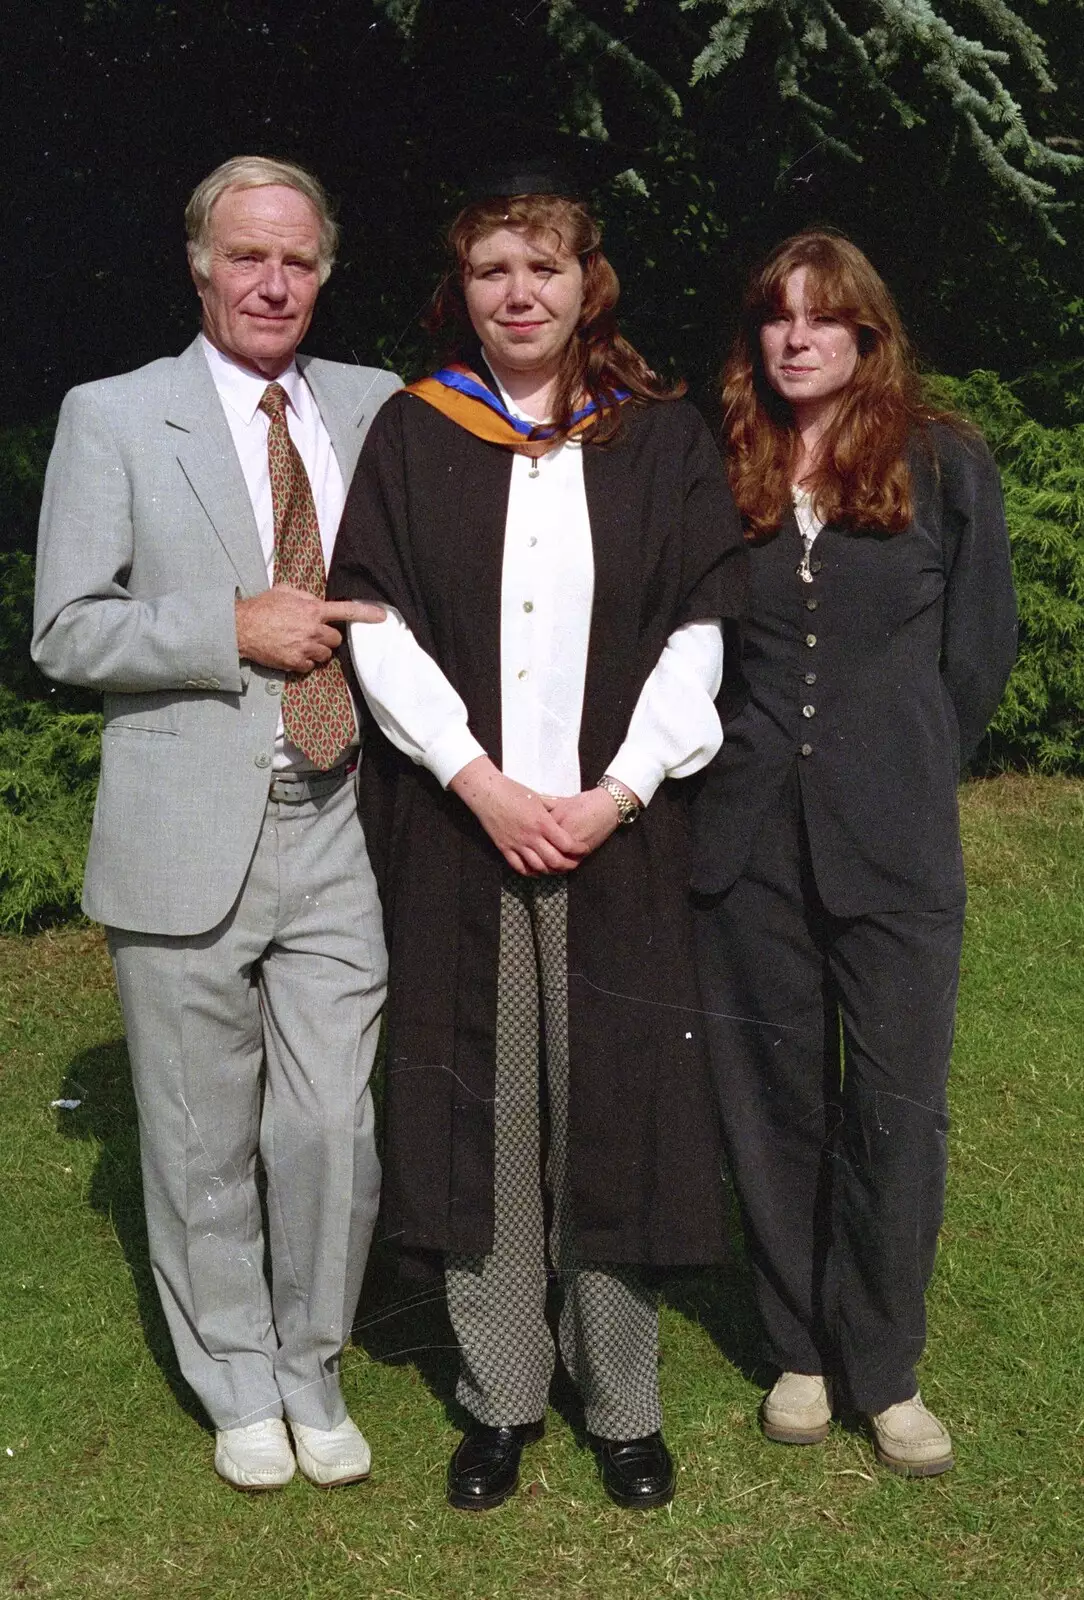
[723,231,958,538]
[427,193,683,447]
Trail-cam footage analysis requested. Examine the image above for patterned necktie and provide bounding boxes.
[258,382,355,770]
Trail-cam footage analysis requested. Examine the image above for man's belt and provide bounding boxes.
[268,758,357,805]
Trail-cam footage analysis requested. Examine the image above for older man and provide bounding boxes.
[33,156,400,1490]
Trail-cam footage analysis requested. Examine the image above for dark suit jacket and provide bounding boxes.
[690,423,1018,916]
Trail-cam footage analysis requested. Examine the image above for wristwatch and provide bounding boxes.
[596,774,642,825]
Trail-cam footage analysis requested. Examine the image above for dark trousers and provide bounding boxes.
[693,772,964,1413]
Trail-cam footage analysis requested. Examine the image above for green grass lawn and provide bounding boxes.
[2,776,1082,1599]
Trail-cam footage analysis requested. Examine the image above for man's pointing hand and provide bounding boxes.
[235,583,385,672]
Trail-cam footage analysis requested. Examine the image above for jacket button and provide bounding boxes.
[800,743,813,757]
[805,634,817,647]
[523,600,534,613]
[810,559,823,573]
[805,672,817,685]
[266,679,283,695]
[805,598,818,611]
[255,752,271,769]
[802,704,816,718]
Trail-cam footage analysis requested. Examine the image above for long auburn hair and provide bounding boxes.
[427,193,683,447]
[723,230,960,538]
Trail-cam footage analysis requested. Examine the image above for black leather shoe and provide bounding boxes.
[595,1432,675,1509]
[446,1420,545,1511]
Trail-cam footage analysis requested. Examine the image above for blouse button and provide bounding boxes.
[523,601,534,613]
[528,537,538,548]
[804,672,816,685]
[805,598,818,611]
[810,559,823,573]
[800,743,813,757]
[517,669,528,680]
[802,704,816,719]
[805,634,817,647]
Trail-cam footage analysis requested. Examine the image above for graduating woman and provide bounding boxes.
[692,231,1017,1476]
[328,168,746,1511]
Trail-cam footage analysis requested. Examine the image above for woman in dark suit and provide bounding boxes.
[692,230,1017,1476]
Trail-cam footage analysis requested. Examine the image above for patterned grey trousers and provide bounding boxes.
[446,875,662,1440]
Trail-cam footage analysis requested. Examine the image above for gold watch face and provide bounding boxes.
[599,776,640,823]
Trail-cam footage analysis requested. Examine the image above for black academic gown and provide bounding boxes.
[328,390,748,1265]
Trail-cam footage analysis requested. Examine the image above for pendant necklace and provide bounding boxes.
[794,486,816,581]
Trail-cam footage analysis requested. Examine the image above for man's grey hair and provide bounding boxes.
[186,156,339,284]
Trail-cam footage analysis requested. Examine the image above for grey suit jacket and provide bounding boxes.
[32,336,401,936]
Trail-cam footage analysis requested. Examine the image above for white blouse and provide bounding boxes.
[348,377,724,804]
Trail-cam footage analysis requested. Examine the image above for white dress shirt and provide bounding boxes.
[348,380,724,805]
[202,336,355,770]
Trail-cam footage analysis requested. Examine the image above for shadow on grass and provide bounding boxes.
[351,1236,460,1419]
[53,1038,208,1430]
[658,1260,773,1393]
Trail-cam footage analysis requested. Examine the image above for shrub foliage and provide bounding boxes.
[933,371,1084,773]
[0,687,101,931]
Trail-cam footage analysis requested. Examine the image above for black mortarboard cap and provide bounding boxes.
[452,123,630,208]
[462,161,581,206]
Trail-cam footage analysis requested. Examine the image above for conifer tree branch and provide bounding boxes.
[373,0,1081,226]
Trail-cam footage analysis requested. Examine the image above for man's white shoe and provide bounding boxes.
[760,1371,832,1444]
[291,1416,372,1487]
[869,1394,954,1477]
[214,1418,296,1490]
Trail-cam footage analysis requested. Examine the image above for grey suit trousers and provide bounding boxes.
[108,776,386,1432]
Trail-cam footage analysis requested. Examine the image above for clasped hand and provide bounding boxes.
[235,583,386,673]
[449,757,630,876]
